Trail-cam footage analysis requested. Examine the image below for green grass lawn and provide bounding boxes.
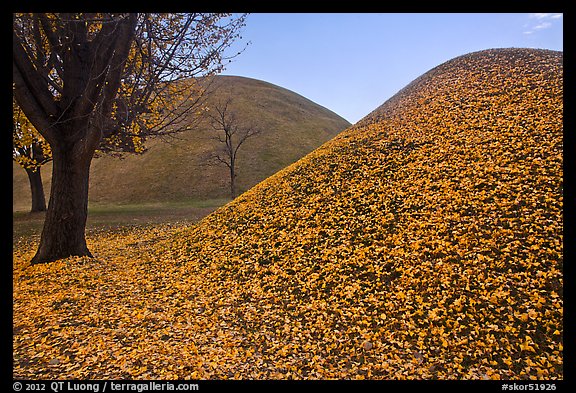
[12,198,229,240]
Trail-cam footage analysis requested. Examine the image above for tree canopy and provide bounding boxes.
[13,13,247,154]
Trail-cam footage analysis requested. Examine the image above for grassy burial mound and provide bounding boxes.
[159,48,563,378]
[12,76,350,210]
[13,48,562,379]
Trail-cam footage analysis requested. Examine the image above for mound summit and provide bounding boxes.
[160,48,563,378]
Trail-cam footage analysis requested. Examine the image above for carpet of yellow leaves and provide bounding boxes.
[13,48,562,379]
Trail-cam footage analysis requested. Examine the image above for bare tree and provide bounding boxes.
[206,98,261,199]
[13,13,247,263]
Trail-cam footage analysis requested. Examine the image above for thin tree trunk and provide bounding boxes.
[31,141,96,264]
[230,159,236,199]
[25,167,47,212]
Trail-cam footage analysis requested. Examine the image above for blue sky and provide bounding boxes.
[221,13,563,124]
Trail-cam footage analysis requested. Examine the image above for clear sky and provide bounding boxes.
[221,13,563,124]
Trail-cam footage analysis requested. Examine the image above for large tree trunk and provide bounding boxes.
[31,139,96,264]
[25,167,47,213]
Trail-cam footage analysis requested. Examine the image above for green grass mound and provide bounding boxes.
[13,75,350,209]
[159,48,563,379]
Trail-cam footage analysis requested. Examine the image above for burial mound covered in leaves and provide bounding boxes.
[159,48,563,379]
[13,48,562,379]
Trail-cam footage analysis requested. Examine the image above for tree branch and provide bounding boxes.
[13,30,59,121]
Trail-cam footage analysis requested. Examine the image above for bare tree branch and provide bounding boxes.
[204,97,262,198]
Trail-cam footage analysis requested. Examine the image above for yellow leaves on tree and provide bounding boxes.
[12,98,52,171]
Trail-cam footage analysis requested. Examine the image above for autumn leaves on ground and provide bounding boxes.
[13,48,563,379]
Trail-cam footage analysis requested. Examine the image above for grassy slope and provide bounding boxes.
[12,75,350,211]
[12,199,227,239]
[13,49,563,379]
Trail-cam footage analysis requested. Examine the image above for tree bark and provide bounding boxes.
[230,167,236,199]
[25,167,47,213]
[229,157,237,199]
[31,136,97,264]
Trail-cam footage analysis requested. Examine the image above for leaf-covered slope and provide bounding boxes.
[161,48,563,378]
